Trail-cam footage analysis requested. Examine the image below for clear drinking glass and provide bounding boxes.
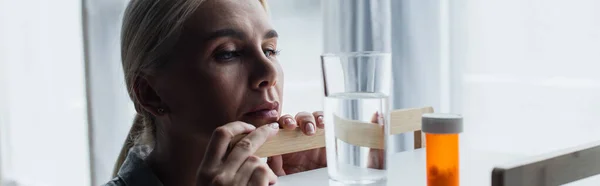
[321,52,392,185]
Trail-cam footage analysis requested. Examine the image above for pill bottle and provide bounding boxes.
[422,113,463,186]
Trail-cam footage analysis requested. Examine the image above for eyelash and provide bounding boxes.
[214,50,242,61]
[263,49,281,58]
[214,48,280,62]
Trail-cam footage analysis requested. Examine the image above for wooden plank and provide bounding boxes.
[230,128,325,158]
[414,130,424,149]
[256,129,325,157]
[390,107,434,135]
[333,114,384,149]
[492,140,600,186]
[230,107,433,157]
[333,107,433,149]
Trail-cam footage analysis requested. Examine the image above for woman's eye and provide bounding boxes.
[263,49,280,58]
[214,50,240,61]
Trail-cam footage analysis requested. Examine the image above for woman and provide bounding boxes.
[105,0,326,185]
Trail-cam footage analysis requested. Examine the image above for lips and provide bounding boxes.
[246,109,279,118]
[245,101,279,120]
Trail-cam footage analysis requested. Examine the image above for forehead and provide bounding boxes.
[186,0,271,36]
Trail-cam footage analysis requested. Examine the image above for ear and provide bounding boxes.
[133,76,164,116]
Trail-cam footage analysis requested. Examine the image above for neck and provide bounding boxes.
[147,134,210,186]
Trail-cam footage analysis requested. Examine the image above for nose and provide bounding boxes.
[250,54,278,90]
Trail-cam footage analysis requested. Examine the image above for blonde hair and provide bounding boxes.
[113,0,269,178]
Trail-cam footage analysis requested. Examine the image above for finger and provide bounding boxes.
[312,111,324,129]
[267,155,286,176]
[371,112,379,123]
[249,165,277,186]
[278,114,297,130]
[234,156,262,184]
[368,149,385,169]
[295,112,316,135]
[202,121,256,168]
[368,112,385,169]
[224,122,279,173]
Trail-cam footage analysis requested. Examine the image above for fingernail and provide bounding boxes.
[285,118,295,126]
[305,122,315,134]
[317,116,324,125]
[269,122,279,129]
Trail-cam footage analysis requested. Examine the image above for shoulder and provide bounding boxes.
[104,145,163,186]
[103,177,127,186]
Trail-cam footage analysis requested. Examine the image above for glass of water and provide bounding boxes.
[321,52,392,185]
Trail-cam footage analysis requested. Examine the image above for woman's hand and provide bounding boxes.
[266,112,385,176]
[267,111,327,175]
[197,121,280,186]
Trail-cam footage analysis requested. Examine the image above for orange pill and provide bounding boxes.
[422,114,463,186]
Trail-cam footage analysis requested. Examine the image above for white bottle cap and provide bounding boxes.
[422,113,463,134]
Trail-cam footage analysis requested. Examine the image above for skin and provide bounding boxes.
[132,0,327,185]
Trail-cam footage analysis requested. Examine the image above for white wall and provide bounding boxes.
[0,0,91,185]
[82,0,133,184]
[452,0,600,155]
[269,0,324,114]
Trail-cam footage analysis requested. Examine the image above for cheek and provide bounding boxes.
[160,65,247,119]
[201,66,248,114]
[167,69,248,133]
[211,72,247,103]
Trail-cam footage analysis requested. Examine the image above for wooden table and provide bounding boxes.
[275,148,524,186]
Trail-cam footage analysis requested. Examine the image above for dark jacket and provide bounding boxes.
[103,146,163,186]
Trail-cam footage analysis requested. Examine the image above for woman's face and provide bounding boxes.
[149,0,283,137]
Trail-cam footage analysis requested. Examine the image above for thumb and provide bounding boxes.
[267,155,286,176]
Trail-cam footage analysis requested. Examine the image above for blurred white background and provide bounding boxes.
[0,0,599,185]
[0,0,90,186]
[452,0,600,156]
[269,0,324,116]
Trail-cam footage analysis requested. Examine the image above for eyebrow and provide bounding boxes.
[204,29,246,42]
[264,29,279,39]
[204,28,279,42]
